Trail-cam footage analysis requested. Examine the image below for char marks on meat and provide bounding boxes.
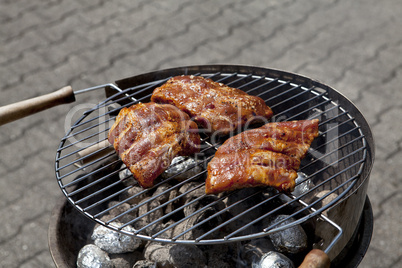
[151,75,273,135]
[108,102,200,188]
[205,119,319,194]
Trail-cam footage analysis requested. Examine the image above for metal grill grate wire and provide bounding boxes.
[55,70,366,249]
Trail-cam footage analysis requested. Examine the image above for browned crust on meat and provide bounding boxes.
[108,102,200,188]
[151,75,273,135]
[206,119,319,194]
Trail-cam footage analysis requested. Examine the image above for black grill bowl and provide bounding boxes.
[48,192,373,268]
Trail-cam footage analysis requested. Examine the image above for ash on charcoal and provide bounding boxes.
[107,201,136,224]
[144,243,206,268]
[143,243,171,267]
[165,187,180,215]
[120,185,148,205]
[133,184,175,233]
[108,201,132,216]
[257,251,295,268]
[268,215,308,254]
[134,196,165,235]
[199,244,237,268]
[133,260,157,268]
[109,251,143,268]
[224,188,266,236]
[152,184,173,204]
[162,156,202,181]
[91,222,142,254]
[183,191,224,217]
[173,194,226,240]
[77,244,113,268]
[179,182,205,200]
[169,244,207,268]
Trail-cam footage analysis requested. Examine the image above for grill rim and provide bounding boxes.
[54,64,374,253]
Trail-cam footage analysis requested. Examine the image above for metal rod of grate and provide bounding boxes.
[55,71,366,247]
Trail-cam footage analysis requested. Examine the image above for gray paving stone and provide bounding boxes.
[353,90,392,126]
[20,250,55,268]
[0,32,48,65]
[1,11,44,41]
[0,211,51,268]
[368,191,402,266]
[6,52,51,81]
[371,107,402,152]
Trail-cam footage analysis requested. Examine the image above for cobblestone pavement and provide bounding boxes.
[1,0,401,267]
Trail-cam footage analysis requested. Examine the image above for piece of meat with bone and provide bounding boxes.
[108,102,200,188]
[151,75,273,135]
[205,119,319,194]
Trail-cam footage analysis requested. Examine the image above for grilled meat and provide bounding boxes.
[151,75,273,135]
[205,119,319,194]
[108,102,200,188]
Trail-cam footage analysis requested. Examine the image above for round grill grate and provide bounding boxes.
[55,65,367,250]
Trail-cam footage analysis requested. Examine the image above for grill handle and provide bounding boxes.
[298,249,330,268]
[0,86,75,126]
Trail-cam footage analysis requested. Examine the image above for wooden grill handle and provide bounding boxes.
[0,86,75,126]
[298,249,330,268]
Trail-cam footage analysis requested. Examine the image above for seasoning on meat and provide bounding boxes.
[151,75,273,135]
[108,102,200,188]
[205,119,319,194]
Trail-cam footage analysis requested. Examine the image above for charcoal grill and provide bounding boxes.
[53,65,374,262]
